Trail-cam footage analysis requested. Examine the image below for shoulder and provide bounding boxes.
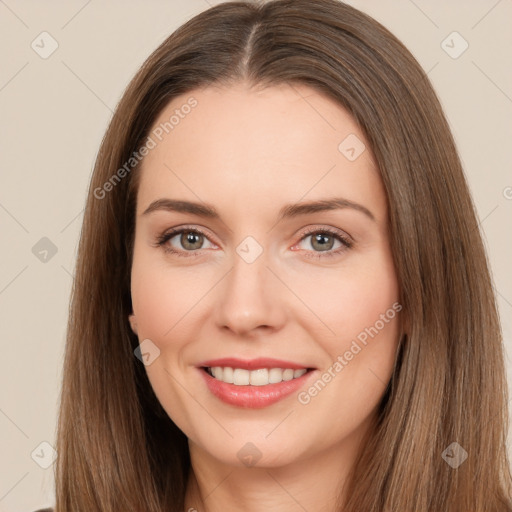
[33,509,53,512]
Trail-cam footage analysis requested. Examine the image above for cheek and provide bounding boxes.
[288,249,401,405]
[130,254,199,399]
[290,253,399,345]
[130,248,210,340]
[292,257,400,429]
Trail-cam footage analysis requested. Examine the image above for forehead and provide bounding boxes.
[136,82,386,223]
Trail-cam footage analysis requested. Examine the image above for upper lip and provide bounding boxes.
[197,357,314,370]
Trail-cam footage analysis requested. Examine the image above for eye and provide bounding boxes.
[292,227,353,259]
[155,225,353,259]
[155,226,216,257]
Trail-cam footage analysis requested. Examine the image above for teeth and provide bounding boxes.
[222,366,234,384]
[208,367,308,386]
[269,368,283,384]
[283,369,294,381]
[248,368,267,386]
[233,368,250,385]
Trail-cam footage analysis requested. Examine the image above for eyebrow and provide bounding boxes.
[141,197,375,222]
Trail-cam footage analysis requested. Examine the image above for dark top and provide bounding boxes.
[34,509,53,512]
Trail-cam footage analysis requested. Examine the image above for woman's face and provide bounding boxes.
[129,82,401,468]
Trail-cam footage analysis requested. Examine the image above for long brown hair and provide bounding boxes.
[54,1,512,510]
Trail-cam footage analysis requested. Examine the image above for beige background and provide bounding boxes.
[0,1,511,510]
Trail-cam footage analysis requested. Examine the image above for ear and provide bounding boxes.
[128,314,138,335]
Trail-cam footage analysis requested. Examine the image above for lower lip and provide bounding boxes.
[198,368,315,408]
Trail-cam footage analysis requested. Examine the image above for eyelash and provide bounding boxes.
[154,225,353,259]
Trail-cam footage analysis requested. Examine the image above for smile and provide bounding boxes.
[196,357,317,408]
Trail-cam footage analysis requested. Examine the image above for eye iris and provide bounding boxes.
[181,231,203,250]
[311,233,334,251]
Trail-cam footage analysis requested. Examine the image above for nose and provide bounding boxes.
[213,246,287,338]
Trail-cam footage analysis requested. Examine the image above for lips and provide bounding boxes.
[196,357,316,408]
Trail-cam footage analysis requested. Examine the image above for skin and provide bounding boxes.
[129,82,402,512]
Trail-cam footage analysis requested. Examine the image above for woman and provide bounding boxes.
[41,0,512,510]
